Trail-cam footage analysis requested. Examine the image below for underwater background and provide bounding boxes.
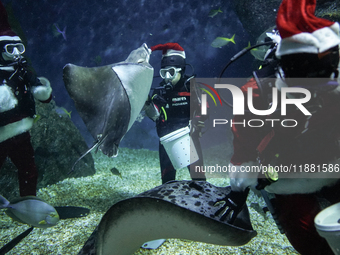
[0,0,257,150]
[2,0,338,254]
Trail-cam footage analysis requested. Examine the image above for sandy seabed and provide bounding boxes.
[0,147,298,255]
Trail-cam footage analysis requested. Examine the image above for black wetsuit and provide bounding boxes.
[150,75,206,183]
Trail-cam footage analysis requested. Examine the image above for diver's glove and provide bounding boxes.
[214,187,249,223]
[144,96,160,121]
[191,116,206,137]
[151,94,167,107]
[192,116,205,129]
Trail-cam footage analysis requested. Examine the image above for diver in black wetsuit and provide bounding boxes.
[145,43,206,184]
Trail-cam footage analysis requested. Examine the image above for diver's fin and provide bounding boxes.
[0,227,33,255]
[54,206,90,220]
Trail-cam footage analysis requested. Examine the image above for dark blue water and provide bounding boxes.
[2,0,254,149]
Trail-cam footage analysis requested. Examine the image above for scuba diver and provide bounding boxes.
[144,43,206,184]
[213,0,340,254]
[0,2,52,197]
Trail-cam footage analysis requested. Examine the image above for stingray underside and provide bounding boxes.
[63,44,153,157]
[112,63,153,130]
[63,64,131,157]
[78,181,257,255]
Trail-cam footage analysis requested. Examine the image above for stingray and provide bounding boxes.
[78,181,257,255]
[63,43,154,159]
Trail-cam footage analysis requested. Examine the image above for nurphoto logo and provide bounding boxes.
[192,78,314,128]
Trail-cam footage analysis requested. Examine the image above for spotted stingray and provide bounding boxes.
[78,181,257,255]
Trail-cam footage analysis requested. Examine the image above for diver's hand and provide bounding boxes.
[144,99,160,121]
[152,94,167,107]
[196,120,205,129]
[191,116,205,137]
[214,187,249,223]
[192,116,205,129]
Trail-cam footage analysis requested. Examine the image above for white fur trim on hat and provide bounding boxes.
[162,49,186,59]
[276,22,340,57]
[0,35,21,42]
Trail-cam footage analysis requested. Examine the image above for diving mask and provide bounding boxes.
[2,42,25,62]
[160,67,182,80]
[4,43,25,55]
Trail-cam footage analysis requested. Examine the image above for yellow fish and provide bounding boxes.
[245,41,270,61]
[55,106,72,118]
[211,34,236,48]
[208,7,222,18]
[33,114,41,124]
[244,41,257,50]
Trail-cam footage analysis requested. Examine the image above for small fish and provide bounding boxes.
[247,41,271,61]
[53,23,67,41]
[0,195,59,228]
[211,34,236,48]
[244,41,251,49]
[33,114,41,124]
[208,7,222,18]
[244,41,258,51]
[110,167,122,178]
[55,106,72,118]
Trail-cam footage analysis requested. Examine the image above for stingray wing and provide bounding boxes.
[78,181,256,255]
[63,64,130,157]
[63,44,153,157]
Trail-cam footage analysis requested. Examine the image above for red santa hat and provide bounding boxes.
[151,42,186,69]
[150,42,186,59]
[0,2,21,42]
[276,0,340,57]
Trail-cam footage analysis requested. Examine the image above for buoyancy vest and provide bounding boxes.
[152,76,192,137]
[0,66,36,127]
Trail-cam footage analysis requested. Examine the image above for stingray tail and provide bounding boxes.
[68,136,107,174]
